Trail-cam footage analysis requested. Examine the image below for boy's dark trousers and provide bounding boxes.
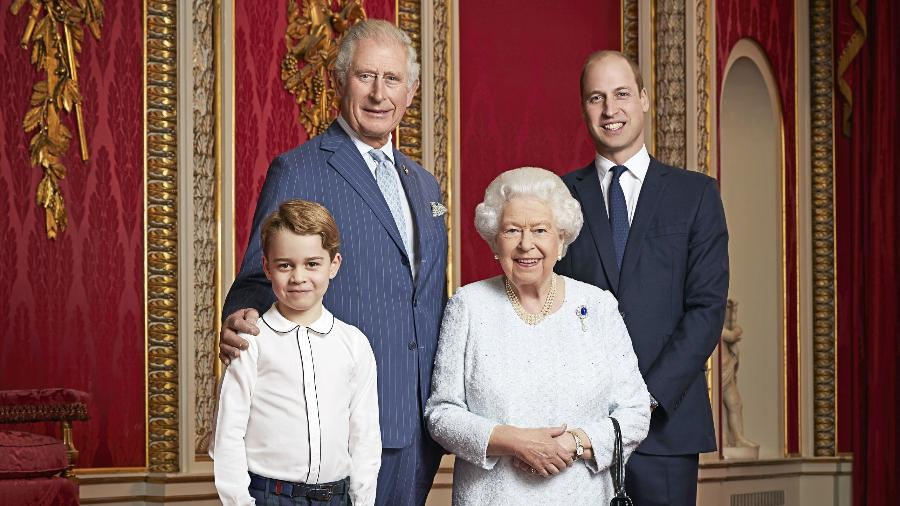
[248,473,351,505]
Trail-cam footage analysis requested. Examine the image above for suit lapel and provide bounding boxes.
[572,163,620,294]
[620,158,669,285]
[393,147,433,290]
[321,123,410,260]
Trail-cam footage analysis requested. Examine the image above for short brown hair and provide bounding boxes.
[260,200,341,259]
[579,50,644,95]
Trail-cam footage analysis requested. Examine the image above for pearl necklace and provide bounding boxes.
[504,274,558,325]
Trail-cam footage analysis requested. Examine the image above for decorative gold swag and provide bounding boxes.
[281,0,366,137]
[837,0,867,137]
[10,0,104,239]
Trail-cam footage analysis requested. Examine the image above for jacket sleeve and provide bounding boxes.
[424,293,501,470]
[643,179,729,413]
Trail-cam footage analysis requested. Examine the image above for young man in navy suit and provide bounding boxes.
[555,50,729,505]
[218,20,447,506]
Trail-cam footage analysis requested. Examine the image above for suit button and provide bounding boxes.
[408,341,418,351]
[401,256,410,266]
[413,298,418,307]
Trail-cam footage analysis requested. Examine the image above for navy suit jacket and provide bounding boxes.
[224,122,448,449]
[556,157,728,455]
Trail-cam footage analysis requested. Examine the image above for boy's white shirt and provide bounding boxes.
[212,304,381,506]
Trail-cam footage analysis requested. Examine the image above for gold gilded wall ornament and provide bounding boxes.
[10,0,104,239]
[281,0,366,137]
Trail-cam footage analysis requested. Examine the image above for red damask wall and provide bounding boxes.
[234,0,395,268]
[458,0,620,285]
[0,0,145,467]
[833,0,862,459]
[716,0,800,455]
[834,0,899,483]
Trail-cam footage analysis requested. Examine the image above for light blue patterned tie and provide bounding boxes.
[370,149,410,257]
[609,165,630,268]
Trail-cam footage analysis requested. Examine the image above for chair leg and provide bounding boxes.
[61,420,79,482]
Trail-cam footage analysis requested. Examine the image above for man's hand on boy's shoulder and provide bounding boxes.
[219,308,260,366]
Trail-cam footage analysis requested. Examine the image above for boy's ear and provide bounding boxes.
[329,252,342,279]
[262,256,273,280]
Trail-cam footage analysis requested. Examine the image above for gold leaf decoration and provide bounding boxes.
[10,0,104,239]
[281,0,366,137]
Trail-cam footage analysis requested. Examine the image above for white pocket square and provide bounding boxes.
[431,202,447,217]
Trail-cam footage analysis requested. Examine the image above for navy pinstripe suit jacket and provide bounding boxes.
[224,122,448,449]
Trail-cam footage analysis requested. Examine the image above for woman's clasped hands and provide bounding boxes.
[488,424,583,477]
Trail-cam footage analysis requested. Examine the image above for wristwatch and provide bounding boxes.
[569,431,584,460]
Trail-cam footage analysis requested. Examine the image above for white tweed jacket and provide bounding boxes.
[425,276,650,506]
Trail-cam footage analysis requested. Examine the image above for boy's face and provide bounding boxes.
[262,230,341,325]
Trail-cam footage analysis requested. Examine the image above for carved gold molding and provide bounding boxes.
[622,0,638,62]
[192,0,219,457]
[432,0,452,292]
[146,0,179,473]
[653,0,687,168]
[10,0,104,238]
[397,0,423,164]
[810,0,837,457]
[695,0,711,175]
[281,0,366,137]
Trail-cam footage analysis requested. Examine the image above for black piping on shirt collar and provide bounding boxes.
[260,311,335,336]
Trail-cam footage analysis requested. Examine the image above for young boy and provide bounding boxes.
[213,199,381,506]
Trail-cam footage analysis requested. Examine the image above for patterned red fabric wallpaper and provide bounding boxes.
[234,0,395,268]
[458,0,621,285]
[833,0,864,458]
[0,1,145,467]
[716,0,800,455]
[834,0,899,472]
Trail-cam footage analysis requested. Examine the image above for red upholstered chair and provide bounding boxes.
[0,389,89,506]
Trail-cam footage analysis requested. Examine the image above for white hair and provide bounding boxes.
[474,167,584,256]
[334,19,420,90]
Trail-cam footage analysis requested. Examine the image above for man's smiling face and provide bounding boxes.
[581,54,650,164]
[338,38,418,149]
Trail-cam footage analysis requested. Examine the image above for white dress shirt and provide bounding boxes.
[336,115,418,278]
[213,305,381,506]
[594,145,651,225]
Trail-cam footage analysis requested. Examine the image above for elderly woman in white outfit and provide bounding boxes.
[425,167,651,505]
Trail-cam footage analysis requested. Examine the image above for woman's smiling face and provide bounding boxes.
[494,197,563,293]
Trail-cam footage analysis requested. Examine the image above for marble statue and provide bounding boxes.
[721,299,760,459]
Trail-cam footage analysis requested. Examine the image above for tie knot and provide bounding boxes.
[370,149,389,164]
[611,165,628,180]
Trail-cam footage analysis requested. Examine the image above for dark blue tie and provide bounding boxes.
[608,165,629,268]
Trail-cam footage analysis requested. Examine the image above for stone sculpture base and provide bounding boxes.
[723,445,760,460]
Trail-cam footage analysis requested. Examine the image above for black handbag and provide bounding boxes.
[609,417,634,506]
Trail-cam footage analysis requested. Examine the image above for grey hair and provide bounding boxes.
[474,167,584,256]
[334,19,420,90]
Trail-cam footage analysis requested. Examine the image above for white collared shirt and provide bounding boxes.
[336,116,417,278]
[213,305,381,506]
[594,145,651,225]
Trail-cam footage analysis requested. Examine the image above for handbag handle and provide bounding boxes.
[609,417,632,505]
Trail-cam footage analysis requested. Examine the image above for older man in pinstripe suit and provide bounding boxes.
[219,20,447,506]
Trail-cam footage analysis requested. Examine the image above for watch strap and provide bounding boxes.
[570,430,584,460]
